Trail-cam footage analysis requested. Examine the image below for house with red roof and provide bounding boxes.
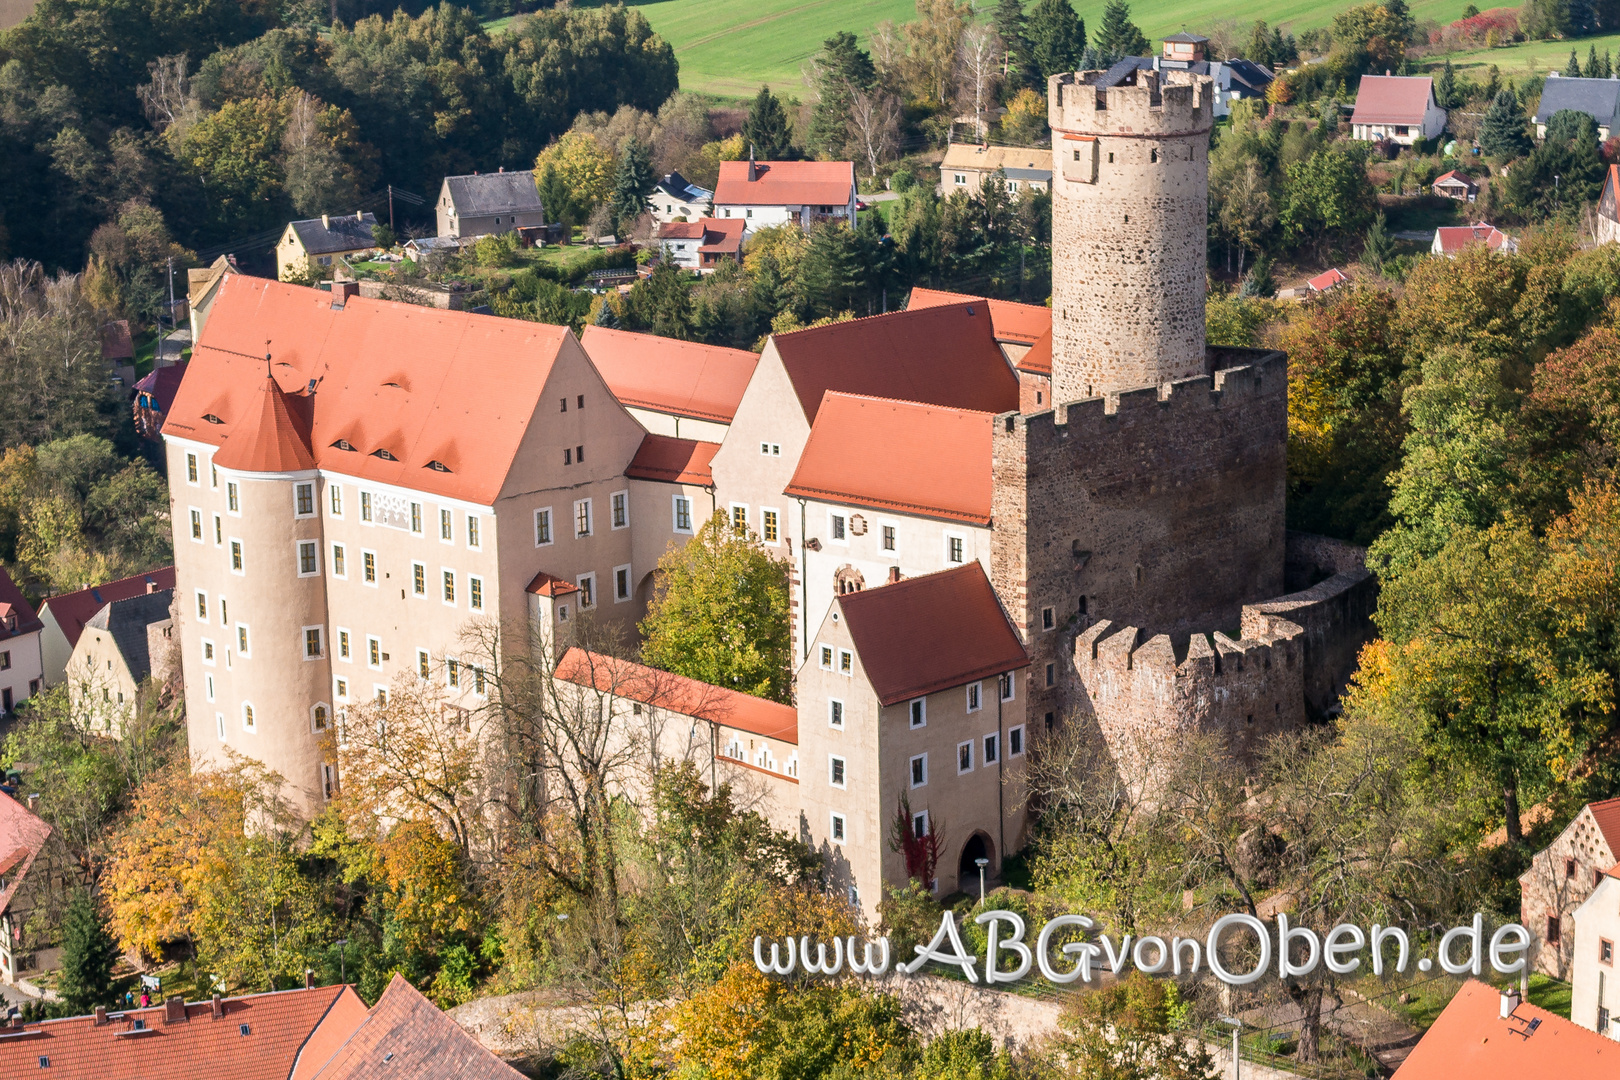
[0,567,44,715]
[712,156,857,235]
[1432,222,1517,256]
[1307,268,1348,294]
[133,360,187,441]
[1350,74,1447,144]
[1598,165,1620,245]
[654,217,745,273]
[1571,863,1620,1037]
[38,567,175,687]
[0,792,51,986]
[1433,169,1479,202]
[580,325,757,442]
[1520,798,1620,977]
[1395,979,1618,1078]
[905,287,1053,410]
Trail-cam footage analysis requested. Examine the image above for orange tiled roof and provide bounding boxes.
[213,376,316,473]
[784,392,992,524]
[697,217,745,255]
[580,325,757,424]
[165,277,571,506]
[556,647,797,743]
[0,985,361,1080]
[1394,978,1616,1079]
[1587,796,1620,854]
[713,160,854,207]
[525,571,579,597]
[906,288,1051,345]
[1434,223,1512,253]
[838,564,1028,706]
[624,434,719,485]
[41,567,175,652]
[772,304,1018,424]
[0,793,50,915]
[1018,328,1053,376]
[1307,268,1348,292]
[0,567,43,640]
[303,974,523,1079]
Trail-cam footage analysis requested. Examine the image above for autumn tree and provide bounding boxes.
[534,131,616,217]
[955,24,1003,141]
[1050,975,1214,1080]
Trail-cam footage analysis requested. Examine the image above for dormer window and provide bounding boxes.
[332,439,356,451]
[371,448,397,461]
[203,414,224,424]
[425,460,451,472]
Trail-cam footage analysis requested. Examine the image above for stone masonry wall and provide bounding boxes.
[991,349,1289,731]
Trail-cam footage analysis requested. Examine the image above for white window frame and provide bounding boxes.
[201,638,215,666]
[360,490,373,525]
[912,809,930,838]
[957,739,974,774]
[819,644,834,671]
[213,513,223,546]
[828,754,847,789]
[838,649,853,676]
[441,568,457,607]
[440,507,454,544]
[612,564,631,603]
[302,625,325,660]
[204,673,215,701]
[235,622,251,658]
[984,731,999,764]
[828,510,848,545]
[215,712,226,741]
[729,502,749,537]
[194,589,209,621]
[829,698,845,728]
[469,574,485,611]
[999,672,1016,702]
[830,812,847,843]
[229,538,245,575]
[331,543,348,579]
[1009,724,1025,757]
[361,549,378,587]
[188,507,203,543]
[466,513,481,550]
[535,507,554,546]
[416,648,431,680]
[879,519,899,554]
[373,683,389,703]
[761,507,781,546]
[311,702,331,733]
[321,762,338,800]
[966,680,982,713]
[296,539,320,578]
[577,572,596,609]
[910,753,927,788]
[944,531,967,565]
[334,676,349,701]
[184,452,199,485]
[294,482,316,518]
[366,635,382,670]
[610,490,629,530]
[241,701,256,732]
[575,498,593,538]
[226,481,241,516]
[411,561,426,597]
[210,462,218,489]
[909,698,926,728]
[410,502,423,534]
[672,495,694,535]
[336,627,352,662]
[330,482,343,517]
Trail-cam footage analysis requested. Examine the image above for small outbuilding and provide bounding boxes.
[1432,169,1479,202]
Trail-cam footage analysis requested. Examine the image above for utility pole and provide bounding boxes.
[388,184,395,231]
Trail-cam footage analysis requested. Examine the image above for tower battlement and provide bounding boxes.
[1049,68,1214,137]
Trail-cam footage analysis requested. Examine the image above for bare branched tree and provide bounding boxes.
[846,86,901,179]
[955,24,1004,141]
[136,55,195,137]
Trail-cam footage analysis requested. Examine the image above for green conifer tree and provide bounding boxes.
[741,85,796,161]
[1437,59,1458,108]
[1362,211,1397,274]
[1094,0,1149,58]
[1247,20,1272,66]
[1026,0,1086,81]
[1568,48,1583,78]
[609,136,655,233]
[993,0,1034,88]
[58,890,119,1015]
[1479,89,1533,159]
[808,32,876,160]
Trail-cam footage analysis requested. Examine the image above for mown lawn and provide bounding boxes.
[1424,32,1620,82]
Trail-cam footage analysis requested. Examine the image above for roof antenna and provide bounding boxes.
[264,340,272,381]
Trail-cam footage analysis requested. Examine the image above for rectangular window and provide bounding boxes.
[470,575,484,610]
[613,566,629,602]
[216,712,226,740]
[958,740,974,774]
[190,508,202,541]
[338,629,350,660]
[242,702,255,731]
[295,483,314,516]
[910,754,927,788]
[335,677,348,699]
[236,623,250,656]
[999,672,1015,702]
[1045,662,1055,687]
[411,503,422,534]
[418,649,431,679]
[195,591,208,620]
[412,562,425,595]
[367,636,381,668]
[332,544,346,577]
[984,733,999,764]
[363,551,377,584]
[576,445,584,463]
[909,699,926,727]
[1603,939,1615,965]
[762,509,779,544]
[967,681,982,713]
[1549,915,1563,946]
[227,482,239,513]
[210,463,218,488]
[214,514,223,545]
[564,448,571,465]
[913,811,929,838]
[535,508,553,546]
[330,483,343,516]
[829,755,846,788]
[205,674,214,701]
[202,639,215,665]
[186,453,198,483]
[830,812,846,842]
[440,508,453,540]
[361,492,373,522]
[473,665,486,695]
[230,540,244,572]
[673,496,692,533]
[304,627,323,659]
[298,540,318,576]
[820,645,834,670]
[578,573,595,609]
[731,504,748,536]
[467,514,480,548]
[1009,725,1024,757]
[829,699,844,728]
[575,499,592,537]
[830,513,845,541]
[442,570,456,605]
[947,535,964,563]
[447,658,460,688]
[882,525,896,551]
[611,491,628,530]
[839,649,853,675]
[1042,606,1055,631]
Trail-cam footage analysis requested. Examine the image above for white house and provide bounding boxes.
[654,218,745,273]
[651,171,713,226]
[1350,74,1447,144]
[712,158,857,236]
[1572,866,1620,1038]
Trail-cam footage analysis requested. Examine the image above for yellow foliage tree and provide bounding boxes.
[534,131,616,212]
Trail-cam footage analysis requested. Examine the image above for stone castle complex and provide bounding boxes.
[162,63,1374,916]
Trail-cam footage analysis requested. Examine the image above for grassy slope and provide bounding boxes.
[509,0,1479,98]
[1429,32,1620,80]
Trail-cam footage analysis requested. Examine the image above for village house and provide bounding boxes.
[1519,797,1620,977]
[0,568,43,715]
[1571,865,1620,1038]
[579,325,757,442]
[1432,222,1516,255]
[905,287,1049,366]
[1396,980,1616,1078]
[134,360,187,441]
[1153,34,1273,117]
[1307,268,1349,294]
[653,217,745,272]
[187,255,237,342]
[1432,169,1479,202]
[0,791,51,987]
[1535,72,1620,141]
[712,157,857,235]
[65,586,175,729]
[1598,165,1620,244]
[651,171,713,226]
[100,319,135,390]
[1349,74,1447,144]
[436,169,545,240]
[275,212,378,282]
[939,145,1052,197]
[38,568,175,685]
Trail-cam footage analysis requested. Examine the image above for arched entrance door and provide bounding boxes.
[958,833,994,893]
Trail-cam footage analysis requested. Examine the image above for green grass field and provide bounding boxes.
[1429,32,1620,80]
[494,0,1480,98]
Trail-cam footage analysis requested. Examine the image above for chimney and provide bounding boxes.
[330,281,359,310]
[355,210,363,222]
[164,996,187,1025]
[26,794,38,811]
[1500,989,1521,1018]
[888,566,901,584]
[321,214,330,229]
[304,969,315,989]
[94,1007,107,1026]
[211,994,223,1020]
[145,578,158,594]
[498,166,504,173]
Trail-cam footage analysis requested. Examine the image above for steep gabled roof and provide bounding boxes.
[212,376,316,474]
[784,392,993,525]
[556,648,797,743]
[713,160,854,207]
[1307,268,1348,292]
[0,792,51,915]
[1018,328,1053,375]
[83,589,173,684]
[289,213,378,256]
[838,564,1028,705]
[135,361,189,413]
[0,567,42,640]
[581,325,757,423]
[166,277,570,506]
[1350,75,1436,125]
[1588,796,1620,854]
[1433,169,1477,190]
[443,170,543,217]
[1534,74,1620,128]
[524,571,579,597]
[100,320,134,362]
[1394,979,1616,1080]
[303,974,524,1080]
[772,304,1018,424]
[41,567,175,652]
[1434,223,1514,253]
[624,434,719,485]
[906,287,1050,345]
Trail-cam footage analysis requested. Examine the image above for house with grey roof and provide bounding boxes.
[436,169,545,239]
[651,171,714,226]
[1535,73,1620,141]
[276,211,379,282]
[66,588,175,729]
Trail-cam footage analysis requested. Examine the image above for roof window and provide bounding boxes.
[425,460,451,472]
[203,414,224,424]
[371,449,397,461]
[332,439,356,451]
[240,1024,251,1036]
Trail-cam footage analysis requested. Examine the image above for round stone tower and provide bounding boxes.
[1047,66,1214,404]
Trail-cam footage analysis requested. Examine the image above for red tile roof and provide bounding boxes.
[580,326,757,424]
[658,221,706,240]
[1434,223,1513,253]
[1018,328,1053,376]
[524,571,580,597]
[1307,268,1348,292]
[772,304,1018,424]
[1393,979,1617,1080]
[213,376,317,473]
[624,434,719,485]
[713,160,854,207]
[100,320,134,362]
[1433,169,1477,190]
[0,985,362,1080]
[906,288,1051,345]
[0,567,42,640]
[696,217,745,255]
[302,974,524,1080]
[838,564,1028,705]
[166,276,571,506]
[556,647,797,743]
[134,361,189,414]
[0,793,51,915]
[41,567,175,652]
[784,392,993,525]
[1350,75,1435,125]
[1587,796,1620,854]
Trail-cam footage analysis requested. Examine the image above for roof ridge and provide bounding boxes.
[817,388,995,415]
[775,299,983,343]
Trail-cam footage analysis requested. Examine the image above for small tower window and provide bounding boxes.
[1150,148,1158,163]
